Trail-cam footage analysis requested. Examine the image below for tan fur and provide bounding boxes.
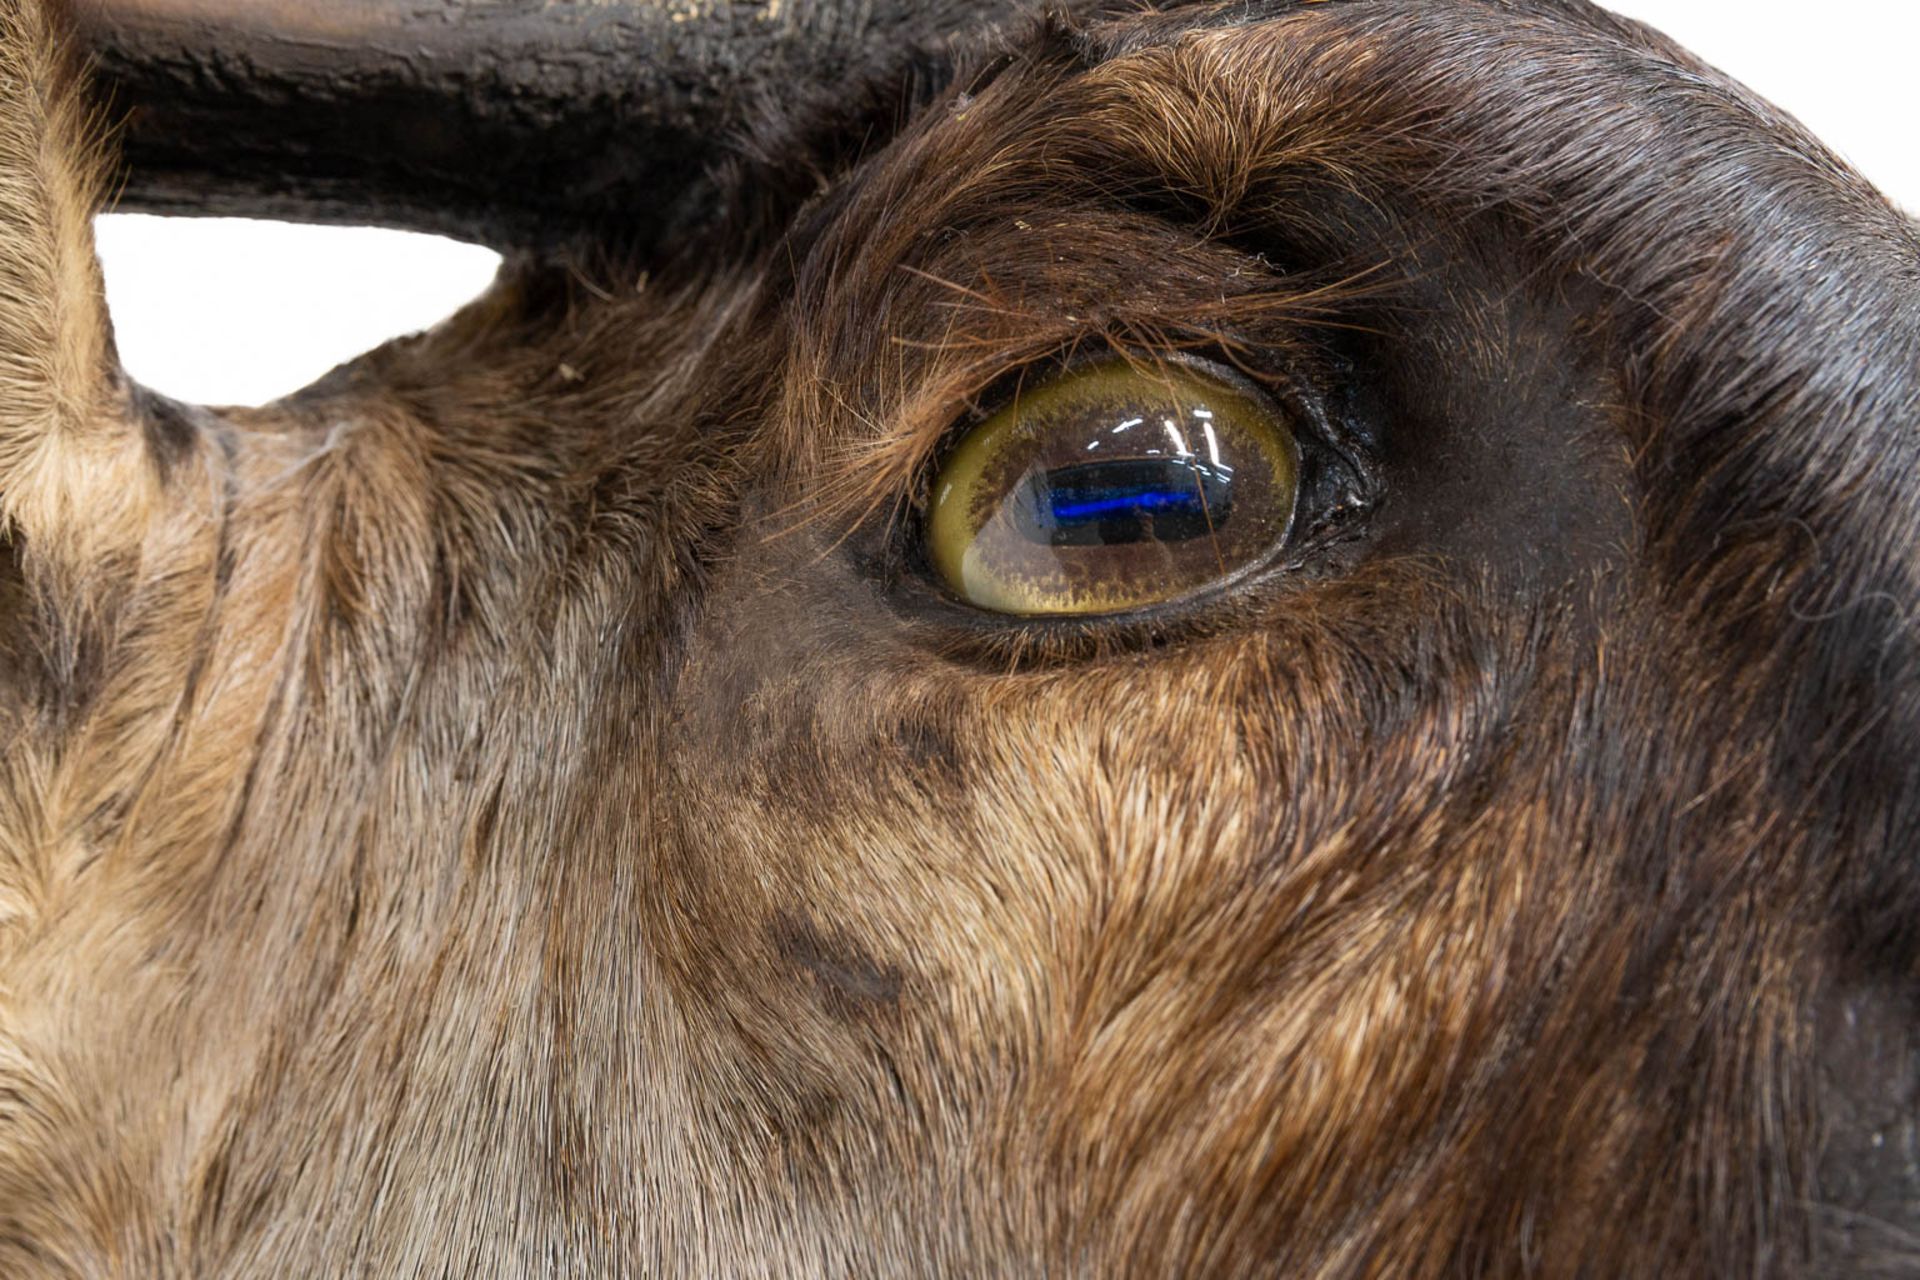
[0,0,159,573]
[0,0,1916,1275]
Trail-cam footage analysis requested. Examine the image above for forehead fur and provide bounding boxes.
[0,1,1915,1276]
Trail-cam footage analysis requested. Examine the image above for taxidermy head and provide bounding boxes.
[0,0,1915,1274]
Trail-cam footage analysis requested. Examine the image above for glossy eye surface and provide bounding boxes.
[927,360,1300,616]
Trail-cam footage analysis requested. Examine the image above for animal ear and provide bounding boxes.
[0,0,147,577]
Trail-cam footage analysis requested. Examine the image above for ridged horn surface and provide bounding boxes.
[73,0,1020,248]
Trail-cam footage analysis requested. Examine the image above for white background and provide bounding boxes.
[92,1,1920,408]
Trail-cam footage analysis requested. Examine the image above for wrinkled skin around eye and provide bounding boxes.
[927,361,1300,616]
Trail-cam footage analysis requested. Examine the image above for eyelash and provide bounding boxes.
[882,342,1380,664]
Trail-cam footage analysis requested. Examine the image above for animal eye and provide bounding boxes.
[926,359,1300,616]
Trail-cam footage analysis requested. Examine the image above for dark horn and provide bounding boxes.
[73,0,1019,249]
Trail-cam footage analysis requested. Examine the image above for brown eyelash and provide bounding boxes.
[756,247,1389,559]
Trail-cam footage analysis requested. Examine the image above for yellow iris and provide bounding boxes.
[927,360,1300,616]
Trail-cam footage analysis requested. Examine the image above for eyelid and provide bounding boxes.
[874,340,1379,658]
[916,345,1274,487]
[918,339,1337,517]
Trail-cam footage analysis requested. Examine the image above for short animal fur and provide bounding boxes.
[0,0,1916,1274]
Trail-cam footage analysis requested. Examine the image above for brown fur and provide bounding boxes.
[1,0,1917,1274]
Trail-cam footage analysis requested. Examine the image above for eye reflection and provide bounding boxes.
[927,360,1299,616]
[1014,455,1234,547]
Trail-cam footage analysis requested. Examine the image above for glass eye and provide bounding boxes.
[927,359,1300,616]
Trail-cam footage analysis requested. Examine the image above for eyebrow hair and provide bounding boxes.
[688,13,1122,266]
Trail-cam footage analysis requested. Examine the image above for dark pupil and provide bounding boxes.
[1016,457,1235,547]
